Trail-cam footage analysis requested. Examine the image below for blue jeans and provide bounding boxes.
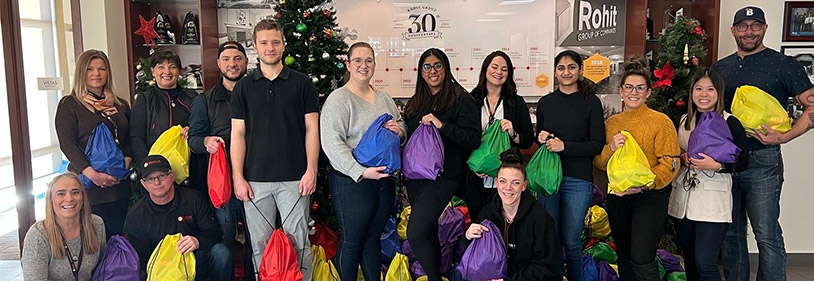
[195,243,233,281]
[722,146,786,281]
[536,176,593,281]
[215,195,243,251]
[330,171,395,281]
[676,218,729,281]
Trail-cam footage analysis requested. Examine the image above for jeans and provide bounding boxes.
[195,243,233,281]
[606,188,670,281]
[722,146,786,281]
[215,196,243,251]
[537,176,593,281]
[90,198,129,239]
[406,176,461,281]
[676,218,729,281]
[244,181,313,281]
[330,171,395,281]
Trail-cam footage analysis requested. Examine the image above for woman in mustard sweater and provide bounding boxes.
[593,56,681,280]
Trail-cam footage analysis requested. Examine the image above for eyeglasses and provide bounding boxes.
[735,22,764,32]
[350,58,375,67]
[421,62,444,73]
[141,172,171,184]
[622,84,648,93]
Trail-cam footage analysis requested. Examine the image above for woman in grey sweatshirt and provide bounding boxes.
[319,42,406,281]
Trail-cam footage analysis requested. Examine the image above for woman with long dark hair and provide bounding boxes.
[594,57,681,280]
[404,48,481,281]
[55,49,131,238]
[535,50,605,280]
[466,51,534,220]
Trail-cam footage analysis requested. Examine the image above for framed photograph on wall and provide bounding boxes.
[781,46,814,84]
[783,1,814,42]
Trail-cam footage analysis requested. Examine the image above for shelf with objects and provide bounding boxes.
[124,0,219,100]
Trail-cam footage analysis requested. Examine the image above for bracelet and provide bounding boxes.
[510,131,518,139]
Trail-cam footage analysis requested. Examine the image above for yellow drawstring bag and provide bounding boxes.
[607,131,655,193]
[731,85,792,134]
[146,233,196,281]
[397,206,411,240]
[149,125,190,183]
[312,245,327,269]
[584,206,611,239]
[385,253,412,281]
[312,254,340,281]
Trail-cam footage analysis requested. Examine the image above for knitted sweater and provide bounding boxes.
[593,105,681,190]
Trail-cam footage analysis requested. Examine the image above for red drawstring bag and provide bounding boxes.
[208,142,231,208]
[309,222,339,260]
[456,206,471,229]
[259,229,304,281]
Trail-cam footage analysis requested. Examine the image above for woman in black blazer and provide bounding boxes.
[465,50,534,219]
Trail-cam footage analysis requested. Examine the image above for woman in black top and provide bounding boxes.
[130,49,197,179]
[55,50,131,238]
[466,51,534,220]
[534,50,605,280]
[404,48,481,281]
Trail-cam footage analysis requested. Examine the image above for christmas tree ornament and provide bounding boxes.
[652,62,675,90]
[148,79,156,86]
[323,28,333,39]
[323,9,331,17]
[312,76,319,83]
[683,44,689,65]
[676,100,686,109]
[134,15,160,46]
[311,202,319,211]
[285,55,296,66]
[336,62,345,70]
[136,64,142,70]
[691,57,700,67]
[320,74,326,79]
[303,11,310,19]
[308,56,315,62]
[322,52,330,59]
[293,32,302,38]
[181,11,200,45]
[296,22,307,32]
[274,12,282,19]
[309,35,317,42]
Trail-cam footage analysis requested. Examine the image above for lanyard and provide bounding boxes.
[60,230,84,281]
[486,96,503,126]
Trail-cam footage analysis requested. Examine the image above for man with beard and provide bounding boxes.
[713,6,814,281]
[188,41,251,278]
[231,19,319,280]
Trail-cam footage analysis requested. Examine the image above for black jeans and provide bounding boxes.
[406,176,461,281]
[91,198,129,239]
[330,171,395,281]
[606,187,670,281]
[676,218,729,281]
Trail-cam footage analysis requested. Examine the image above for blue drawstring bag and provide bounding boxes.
[381,216,400,263]
[353,113,401,174]
[582,255,599,281]
[79,123,130,188]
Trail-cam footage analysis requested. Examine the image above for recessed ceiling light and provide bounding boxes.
[498,0,535,6]
[486,12,517,16]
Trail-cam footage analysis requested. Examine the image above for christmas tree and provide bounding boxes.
[134,56,195,96]
[274,0,348,103]
[646,15,709,125]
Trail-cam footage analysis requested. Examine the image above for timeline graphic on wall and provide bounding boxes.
[333,0,556,98]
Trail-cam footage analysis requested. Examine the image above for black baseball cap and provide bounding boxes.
[137,155,173,179]
[218,41,247,57]
[733,6,766,26]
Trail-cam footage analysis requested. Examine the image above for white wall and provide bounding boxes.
[718,0,814,253]
[79,0,130,103]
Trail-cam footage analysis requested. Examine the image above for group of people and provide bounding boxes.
[18,5,814,281]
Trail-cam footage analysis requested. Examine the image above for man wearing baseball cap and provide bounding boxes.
[187,40,253,279]
[713,6,814,281]
[123,155,233,280]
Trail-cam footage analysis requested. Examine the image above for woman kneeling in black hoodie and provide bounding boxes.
[464,148,562,281]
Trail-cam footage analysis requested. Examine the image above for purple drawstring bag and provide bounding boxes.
[92,235,140,281]
[657,249,685,274]
[597,261,620,281]
[411,206,465,276]
[353,113,402,173]
[402,240,415,262]
[457,219,508,281]
[688,112,741,163]
[591,184,605,208]
[403,124,445,180]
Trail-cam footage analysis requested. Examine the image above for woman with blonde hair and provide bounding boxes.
[22,173,106,281]
[55,49,132,238]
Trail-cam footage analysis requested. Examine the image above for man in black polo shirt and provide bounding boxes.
[231,19,319,280]
[124,155,232,281]
[713,6,814,281]
[188,40,253,279]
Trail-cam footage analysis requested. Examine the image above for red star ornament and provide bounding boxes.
[652,62,675,90]
[134,15,160,47]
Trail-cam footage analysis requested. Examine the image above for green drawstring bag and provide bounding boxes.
[526,147,562,197]
[666,272,687,281]
[583,242,617,264]
[467,120,510,177]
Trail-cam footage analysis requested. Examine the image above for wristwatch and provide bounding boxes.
[510,131,518,139]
